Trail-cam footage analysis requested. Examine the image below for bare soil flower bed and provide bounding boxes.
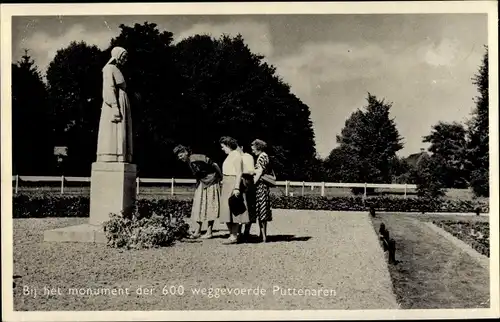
[432,220,489,257]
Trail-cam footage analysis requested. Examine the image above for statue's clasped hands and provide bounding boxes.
[111,104,123,123]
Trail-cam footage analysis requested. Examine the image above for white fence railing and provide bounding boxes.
[12,175,417,198]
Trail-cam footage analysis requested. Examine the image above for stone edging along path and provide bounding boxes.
[424,221,489,270]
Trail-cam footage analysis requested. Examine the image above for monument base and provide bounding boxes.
[89,162,137,225]
[43,161,137,243]
[44,224,107,243]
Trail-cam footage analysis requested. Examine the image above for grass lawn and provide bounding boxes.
[369,213,490,309]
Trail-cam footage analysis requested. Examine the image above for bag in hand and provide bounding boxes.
[228,194,246,216]
[261,170,276,186]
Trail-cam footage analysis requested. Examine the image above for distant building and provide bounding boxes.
[405,148,429,168]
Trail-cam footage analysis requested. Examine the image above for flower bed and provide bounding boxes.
[103,211,190,249]
[432,220,490,257]
[12,193,489,219]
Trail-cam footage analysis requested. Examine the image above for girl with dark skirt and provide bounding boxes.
[218,136,251,244]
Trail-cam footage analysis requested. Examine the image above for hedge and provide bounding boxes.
[12,194,191,219]
[12,194,489,218]
[272,196,489,213]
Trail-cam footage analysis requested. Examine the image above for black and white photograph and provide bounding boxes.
[1,1,499,321]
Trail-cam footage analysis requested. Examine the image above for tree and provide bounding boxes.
[423,121,468,188]
[331,93,404,190]
[323,146,358,183]
[172,33,316,180]
[466,46,489,197]
[303,153,327,182]
[12,50,54,175]
[46,41,106,175]
[414,152,447,202]
[390,156,415,184]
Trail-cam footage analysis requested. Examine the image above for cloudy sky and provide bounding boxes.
[12,14,488,158]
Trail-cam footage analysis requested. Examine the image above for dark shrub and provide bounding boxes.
[103,210,190,250]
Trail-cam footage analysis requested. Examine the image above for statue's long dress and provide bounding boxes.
[96,63,133,163]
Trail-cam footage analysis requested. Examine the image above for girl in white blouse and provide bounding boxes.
[218,136,250,244]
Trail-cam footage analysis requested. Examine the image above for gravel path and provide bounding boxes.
[13,210,398,310]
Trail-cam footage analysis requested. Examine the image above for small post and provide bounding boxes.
[171,178,175,196]
[285,180,289,196]
[364,182,367,199]
[321,182,325,197]
[136,177,140,195]
[379,223,387,250]
[61,175,64,194]
[404,183,407,199]
[301,181,305,196]
[15,175,19,194]
[388,239,396,264]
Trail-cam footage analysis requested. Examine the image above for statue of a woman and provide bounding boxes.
[96,46,133,163]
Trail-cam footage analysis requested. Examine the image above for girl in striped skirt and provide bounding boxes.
[251,139,273,242]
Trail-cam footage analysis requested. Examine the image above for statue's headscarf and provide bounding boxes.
[105,46,127,69]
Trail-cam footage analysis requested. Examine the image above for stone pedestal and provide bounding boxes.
[43,224,108,243]
[89,162,137,225]
[44,162,137,243]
